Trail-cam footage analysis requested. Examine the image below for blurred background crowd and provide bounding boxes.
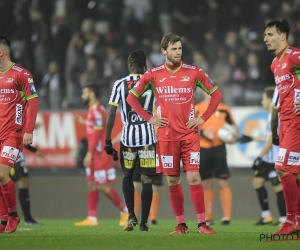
[1,0,300,109]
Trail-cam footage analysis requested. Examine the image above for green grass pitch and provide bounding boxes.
[0,219,299,250]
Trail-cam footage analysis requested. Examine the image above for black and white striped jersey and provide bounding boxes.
[271,86,280,108]
[109,74,157,147]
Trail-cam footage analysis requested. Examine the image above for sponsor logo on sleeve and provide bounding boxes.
[208,77,215,86]
[161,155,173,168]
[12,65,23,72]
[15,104,22,125]
[1,146,20,161]
[28,78,34,83]
[182,64,196,69]
[30,85,36,94]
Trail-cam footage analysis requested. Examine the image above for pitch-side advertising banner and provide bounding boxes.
[26,107,269,168]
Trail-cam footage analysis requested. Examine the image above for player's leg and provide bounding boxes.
[120,143,138,230]
[157,140,188,234]
[0,183,8,233]
[294,174,300,231]
[0,138,22,233]
[271,179,286,225]
[74,165,99,226]
[138,144,156,231]
[213,145,232,225]
[200,148,214,225]
[132,166,142,218]
[252,161,273,225]
[182,135,215,234]
[149,175,163,225]
[272,120,299,235]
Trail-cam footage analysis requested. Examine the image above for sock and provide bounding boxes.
[134,192,141,218]
[204,189,214,221]
[276,190,286,217]
[0,185,8,222]
[88,190,99,218]
[105,188,127,212]
[296,179,300,222]
[220,187,232,220]
[169,184,185,224]
[1,180,17,214]
[255,186,269,211]
[190,184,205,224]
[140,183,153,224]
[280,174,297,224]
[149,193,160,221]
[122,176,135,216]
[18,188,33,221]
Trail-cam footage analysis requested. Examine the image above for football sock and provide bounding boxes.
[296,179,300,219]
[204,189,214,221]
[134,192,141,217]
[276,190,286,217]
[220,187,232,220]
[255,186,269,211]
[149,193,160,221]
[1,180,17,214]
[169,184,185,224]
[105,188,127,212]
[0,186,8,222]
[122,176,135,216]
[88,190,99,218]
[280,174,297,223]
[18,188,33,221]
[140,183,152,224]
[189,184,205,224]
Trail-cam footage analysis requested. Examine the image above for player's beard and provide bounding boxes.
[83,97,90,106]
[166,54,181,65]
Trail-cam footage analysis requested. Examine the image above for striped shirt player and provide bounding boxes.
[109,74,156,147]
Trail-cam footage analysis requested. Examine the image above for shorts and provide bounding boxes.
[156,133,200,175]
[120,143,156,177]
[132,163,163,186]
[9,152,28,182]
[254,161,281,186]
[86,151,116,184]
[0,137,23,167]
[275,120,300,174]
[200,145,230,180]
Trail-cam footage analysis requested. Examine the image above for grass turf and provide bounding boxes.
[0,219,299,250]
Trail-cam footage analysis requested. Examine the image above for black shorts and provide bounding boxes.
[200,145,230,180]
[132,164,163,186]
[9,159,28,182]
[254,161,280,182]
[120,143,156,177]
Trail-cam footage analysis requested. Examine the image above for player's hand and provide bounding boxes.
[272,135,279,146]
[294,102,300,116]
[149,115,168,128]
[36,151,45,161]
[201,129,214,140]
[237,134,253,143]
[75,115,85,125]
[83,152,92,168]
[186,117,205,129]
[252,157,263,171]
[104,140,119,161]
[23,133,33,146]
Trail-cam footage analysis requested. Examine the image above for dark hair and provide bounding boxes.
[264,86,275,99]
[84,84,100,99]
[0,35,11,51]
[128,50,147,74]
[161,33,182,50]
[264,19,290,39]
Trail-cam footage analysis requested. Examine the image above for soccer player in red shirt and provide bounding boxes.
[0,35,39,233]
[74,84,128,227]
[127,33,222,234]
[264,19,300,235]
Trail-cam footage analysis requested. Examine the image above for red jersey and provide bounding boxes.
[131,62,218,141]
[0,63,38,139]
[86,103,106,154]
[271,46,300,121]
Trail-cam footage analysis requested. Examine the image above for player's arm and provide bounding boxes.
[20,71,39,146]
[105,105,119,160]
[257,133,273,158]
[224,107,239,143]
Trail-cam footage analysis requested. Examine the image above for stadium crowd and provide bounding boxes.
[1,0,300,109]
